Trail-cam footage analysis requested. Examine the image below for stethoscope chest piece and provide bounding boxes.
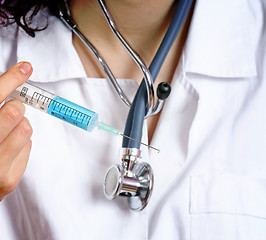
[104,148,154,211]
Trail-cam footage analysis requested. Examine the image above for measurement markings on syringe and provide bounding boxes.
[29,92,53,111]
[49,99,92,129]
[25,91,92,130]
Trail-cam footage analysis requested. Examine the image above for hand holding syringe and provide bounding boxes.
[10,82,159,152]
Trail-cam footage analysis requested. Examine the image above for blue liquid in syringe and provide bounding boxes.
[47,96,98,132]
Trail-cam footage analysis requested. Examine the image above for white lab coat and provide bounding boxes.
[0,0,266,239]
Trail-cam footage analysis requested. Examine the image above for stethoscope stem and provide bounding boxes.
[97,0,155,118]
[73,27,132,108]
[58,1,132,108]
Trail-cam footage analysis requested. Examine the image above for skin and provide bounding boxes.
[0,62,33,200]
[0,0,193,200]
[69,0,178,82]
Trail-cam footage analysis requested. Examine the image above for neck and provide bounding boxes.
[69,0,180,82]
[69,0,176,45]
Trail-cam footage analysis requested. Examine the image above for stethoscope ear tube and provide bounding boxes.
[123,0,194,147]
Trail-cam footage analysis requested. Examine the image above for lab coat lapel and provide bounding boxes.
[183,0,261,167]
[184,0,258,78]
[17,15,87,83]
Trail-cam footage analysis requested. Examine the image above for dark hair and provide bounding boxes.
[0,0,59,37]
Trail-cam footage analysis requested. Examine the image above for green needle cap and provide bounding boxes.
[97,121,120,135]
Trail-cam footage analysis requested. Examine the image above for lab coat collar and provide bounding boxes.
[17,15,87,83]
[184,0,258,78]
[16,0,259,83]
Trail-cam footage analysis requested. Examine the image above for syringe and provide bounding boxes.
[9,82,159,152]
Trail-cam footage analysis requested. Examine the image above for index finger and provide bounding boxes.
[0,62,33,104]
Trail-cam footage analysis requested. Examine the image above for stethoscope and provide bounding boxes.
[57,0,193,211]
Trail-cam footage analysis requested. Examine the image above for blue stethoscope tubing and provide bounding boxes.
[122,0,194,149]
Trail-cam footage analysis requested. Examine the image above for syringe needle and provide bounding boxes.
[97,121,160,152]
[119,133,160,153]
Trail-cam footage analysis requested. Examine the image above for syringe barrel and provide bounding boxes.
[9,82,98,132]
[47,96,98,131]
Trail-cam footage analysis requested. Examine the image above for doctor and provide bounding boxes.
[0,0,266,239]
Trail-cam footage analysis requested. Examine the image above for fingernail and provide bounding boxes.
[19,62,32,75]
